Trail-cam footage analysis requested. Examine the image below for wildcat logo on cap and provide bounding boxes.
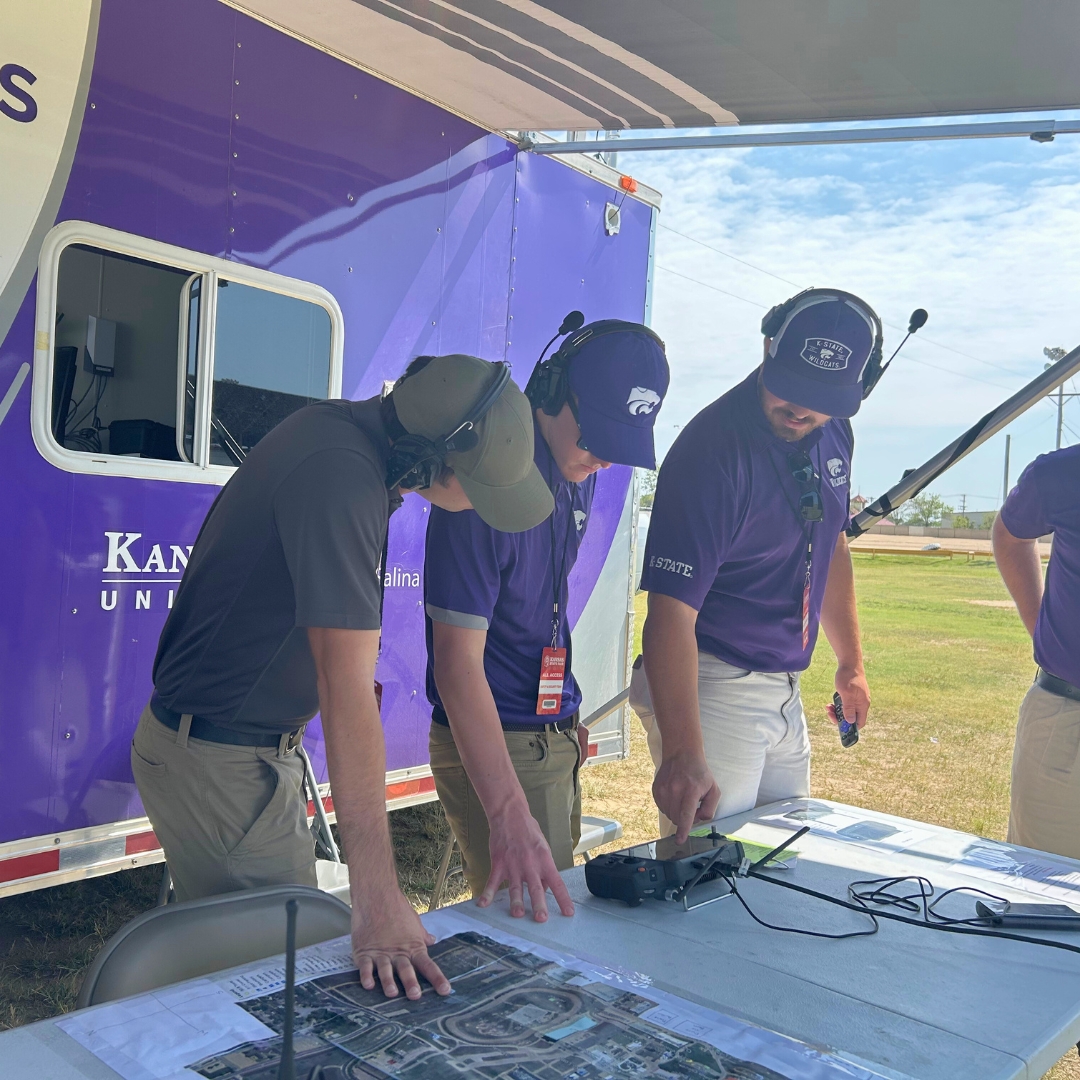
[801,338,852,371]
[627,387,661,415]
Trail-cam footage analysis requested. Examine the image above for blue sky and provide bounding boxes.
[614,113,1080,512]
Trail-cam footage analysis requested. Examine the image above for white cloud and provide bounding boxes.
[621,128,1080,509]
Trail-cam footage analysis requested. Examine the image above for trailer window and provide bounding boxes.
[53,245,191,459]
[209,281,332,465]
[39,223,343,481]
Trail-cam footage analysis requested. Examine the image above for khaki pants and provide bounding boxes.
[131,702,317,902]
[429,719,582,897]
[1008,683,1080,860]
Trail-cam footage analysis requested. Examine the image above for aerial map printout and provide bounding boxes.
[192,929,781,1080]
[59,911,887,1080]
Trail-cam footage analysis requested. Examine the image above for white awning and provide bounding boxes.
[226,0,1080,133]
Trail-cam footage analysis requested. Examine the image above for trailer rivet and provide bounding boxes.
[234,80,240,86]
[233,152,238,158]
[347,194,355,202]
[436,227,441,232]
[232,191,237,197]
[234,113,240,120]
[64,732,72,740]
[71,608,77,614]
[89,103,96,110]
[54,838,60,845]
[348,267,353,272]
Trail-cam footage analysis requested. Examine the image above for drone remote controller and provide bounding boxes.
[585,832,744,907]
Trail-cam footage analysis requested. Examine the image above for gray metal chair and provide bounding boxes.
[76,884,351,1008]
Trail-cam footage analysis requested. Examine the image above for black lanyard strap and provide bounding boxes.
[766,443,820,598]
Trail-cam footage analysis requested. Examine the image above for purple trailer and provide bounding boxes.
[0,0,658,896]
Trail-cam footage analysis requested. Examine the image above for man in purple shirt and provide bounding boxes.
[424,322,669,920]
[994,445,1080,859]
[640,290,876,841]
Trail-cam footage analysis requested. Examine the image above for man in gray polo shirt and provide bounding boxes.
[133,355,552,1001]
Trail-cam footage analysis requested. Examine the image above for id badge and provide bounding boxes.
[536,647,566,715]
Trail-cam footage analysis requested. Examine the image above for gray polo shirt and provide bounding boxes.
[153,397,391,734]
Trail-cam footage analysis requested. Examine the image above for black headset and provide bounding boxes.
[525,311,667,417]
[760,288,885,401]
[384,357,512,491]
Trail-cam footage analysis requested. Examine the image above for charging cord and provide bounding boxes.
[743,869,1080,956]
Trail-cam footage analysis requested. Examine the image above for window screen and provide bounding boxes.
[53,245,190,460]
[209,281,332,465]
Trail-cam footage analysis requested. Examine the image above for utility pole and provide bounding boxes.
[1044,347,1078,449]
[1002,434,1011,504]
[959,494,967,514]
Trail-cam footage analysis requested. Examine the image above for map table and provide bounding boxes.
[3,799,1080,1079]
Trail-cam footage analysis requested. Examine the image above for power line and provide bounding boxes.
[659,223,801,288]
[655,264,767,309]
[655,264,1017,392]
[657,221,1034,379]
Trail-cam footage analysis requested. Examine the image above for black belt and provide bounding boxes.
[431,704,578,734]
[1037,669,1080,703]
[150,695,306,751]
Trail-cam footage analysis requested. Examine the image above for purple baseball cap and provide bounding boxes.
[566,323,669,469]
[762,293,876,419]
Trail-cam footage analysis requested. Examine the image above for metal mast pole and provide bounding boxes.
[1002,434,1011,504]
[1058,384,1065,449]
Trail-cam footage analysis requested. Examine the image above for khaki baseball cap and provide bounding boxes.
[392,354,554,533]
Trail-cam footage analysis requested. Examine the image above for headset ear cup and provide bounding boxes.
[386,434,444,490]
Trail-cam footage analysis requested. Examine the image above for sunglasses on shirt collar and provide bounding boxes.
[788,451,824,523]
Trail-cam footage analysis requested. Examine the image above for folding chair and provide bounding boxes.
[76,884,351,1009]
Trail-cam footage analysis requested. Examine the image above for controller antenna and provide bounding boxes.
[278,899,298,1080]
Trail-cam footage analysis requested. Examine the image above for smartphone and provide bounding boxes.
[834,692,858,748]
[623,833,726,862]
[975,899,1080,930]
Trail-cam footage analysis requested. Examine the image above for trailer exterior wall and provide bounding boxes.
[0,0,654,884]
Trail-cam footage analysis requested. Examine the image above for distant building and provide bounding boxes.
[851,493,869,514]
[943,510,997,530]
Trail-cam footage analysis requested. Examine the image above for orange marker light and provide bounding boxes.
[619,175,638,193]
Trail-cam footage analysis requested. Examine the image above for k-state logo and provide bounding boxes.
[801,338,852,371]
[826,457,849,488]
[627,387,661,415]
[574,509,587,532]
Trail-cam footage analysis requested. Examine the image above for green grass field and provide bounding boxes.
[1,554,1076,1077]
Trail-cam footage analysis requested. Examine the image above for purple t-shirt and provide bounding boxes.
[424,431,595,727]
[1000,445,1080,688]
[641,371,852,672]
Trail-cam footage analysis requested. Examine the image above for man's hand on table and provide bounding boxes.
[353,891,451,1000]
[828,665,871,730]
[479,802,575,922]
[652,749,721,843]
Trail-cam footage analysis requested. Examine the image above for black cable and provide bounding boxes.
[725,875,879,941]
[850,875,1013,928]
[68,373,106,435]
[65,373,97,425]
[748,869,1080,956]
